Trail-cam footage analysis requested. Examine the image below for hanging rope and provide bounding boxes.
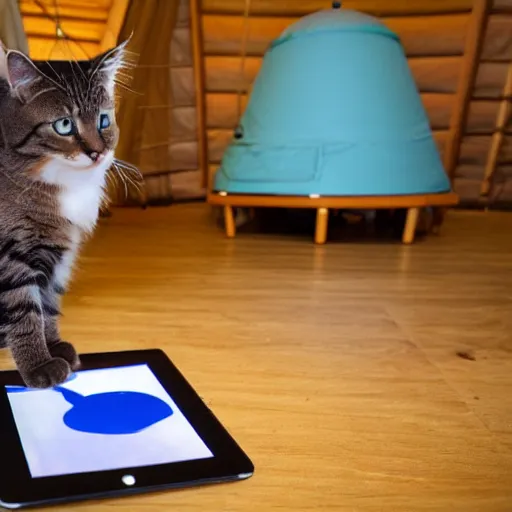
[33,0,91,59]
[236,0,251,120]
[52,0,63,38]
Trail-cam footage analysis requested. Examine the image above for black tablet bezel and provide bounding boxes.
[0,349,254,508]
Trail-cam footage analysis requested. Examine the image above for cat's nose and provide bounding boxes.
[87,151,104,163]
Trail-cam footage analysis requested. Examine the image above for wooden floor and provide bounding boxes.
[1,205,512,511]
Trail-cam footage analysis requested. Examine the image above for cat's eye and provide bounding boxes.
[98,113,111,130]
[53,117,74,136]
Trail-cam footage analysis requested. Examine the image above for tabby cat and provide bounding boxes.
[0,41,127,388]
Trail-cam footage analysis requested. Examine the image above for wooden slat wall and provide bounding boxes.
[197,0,512,207]
[202,14,471,56]
[204,55,510,97]
[453,0,512,206]
[201,0,474,16]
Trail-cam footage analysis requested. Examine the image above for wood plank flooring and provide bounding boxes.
[1,205,511,511]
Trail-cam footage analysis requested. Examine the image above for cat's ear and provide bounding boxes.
[92,37,133,95]
[5,50,41,93]
[98,37,131,74]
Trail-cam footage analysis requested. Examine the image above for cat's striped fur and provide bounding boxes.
[0,41,127,388]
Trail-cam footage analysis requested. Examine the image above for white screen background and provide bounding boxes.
[7,364,214,478]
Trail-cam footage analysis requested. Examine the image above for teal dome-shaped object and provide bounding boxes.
[213,4,451,197]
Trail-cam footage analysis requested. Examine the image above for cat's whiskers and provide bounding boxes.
[113,158,142,178]
[112,162,129,198]
[116,164,141,194]
[113,79,141,96]
[113,162,144,195]
[106,170,117,190]
[113,162,143,198]
[41,61,67,93]
[71,78,86,112]
[116,69,134,81]
[119,168,143,193]
[104,169,118,197]
[119,63,137,72]
[74,60,87,81]
[43,61,60,81]
[67,59,82,94]
[69,48,88,81]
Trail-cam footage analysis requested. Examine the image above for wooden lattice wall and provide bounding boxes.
[457,0,512,206]
[196,0,512,208]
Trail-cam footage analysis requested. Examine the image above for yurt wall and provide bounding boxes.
[14,0,512,209]
[198,0,512,209]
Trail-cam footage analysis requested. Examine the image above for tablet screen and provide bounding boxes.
[6,364,214,478]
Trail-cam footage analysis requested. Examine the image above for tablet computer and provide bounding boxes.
[0,349,254,509]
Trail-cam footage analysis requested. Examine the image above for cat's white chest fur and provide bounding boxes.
[39,152,113,232]
[59,182,103,232]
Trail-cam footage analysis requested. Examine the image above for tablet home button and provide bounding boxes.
[122,474,136,486]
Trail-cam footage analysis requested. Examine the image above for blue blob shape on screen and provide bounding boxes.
[54,386,174,435]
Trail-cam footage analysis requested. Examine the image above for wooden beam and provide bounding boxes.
[201,0,474,16]
[443,0,491,181]
[191,0,209,189]
[19,1,109,21]
[100,0,129,51]
[480,61,512,195]
[202,14,470,57]
[34,0,112,8]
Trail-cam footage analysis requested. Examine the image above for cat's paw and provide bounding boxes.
[24,358,71,389]
[49,341,81,370]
